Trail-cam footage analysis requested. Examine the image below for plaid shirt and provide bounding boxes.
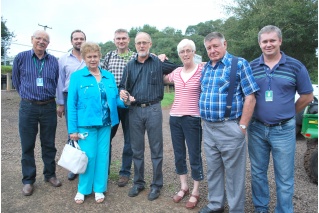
[102,49,137,86]
[199,52,259,122]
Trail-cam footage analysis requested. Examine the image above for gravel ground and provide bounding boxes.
[1,90,318,213]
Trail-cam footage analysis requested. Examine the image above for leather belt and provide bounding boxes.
[255,117,293,127]
[22,98,55,105]
[131,101,159,108]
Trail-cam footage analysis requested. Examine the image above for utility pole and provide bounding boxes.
[38,24,52,31]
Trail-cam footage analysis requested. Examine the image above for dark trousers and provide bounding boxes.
[109,107,133,177]
[169,116,204,181]
[19,100,57,184]
[129,103,163,189]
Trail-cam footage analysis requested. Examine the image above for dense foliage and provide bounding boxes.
[99,0,317,82]
[1,17,15,57]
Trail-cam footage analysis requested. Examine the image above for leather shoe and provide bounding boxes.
[128,185,145,197]
[148,188,160,201]
[198,205,224,213]
[118,176,129,187]
[186,194,200,209]
[45,177,62,187]
[68,172,78,181]
[22,184,33,196]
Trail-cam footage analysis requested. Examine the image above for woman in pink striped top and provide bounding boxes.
[163,39,203,210]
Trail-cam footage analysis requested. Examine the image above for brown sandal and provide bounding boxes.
[185,194,200,209]
[172,189,189,203]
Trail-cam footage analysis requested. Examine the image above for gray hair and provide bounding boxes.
[258,25,282,43]
[33,30,50,42]
[114,29,129,36]
[204,32,225,46]
[135,32,152,43]
[177,39,196,53]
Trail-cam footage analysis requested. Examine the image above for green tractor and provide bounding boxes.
[301,96,318,184]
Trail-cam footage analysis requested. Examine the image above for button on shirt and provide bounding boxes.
[250,51,313,124]
[12,50,59,101]
[199,52,260,122]
[119,54,179,104]
[56,51,86,105]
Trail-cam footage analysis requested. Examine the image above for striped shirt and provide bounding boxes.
[12,49,59,101]
[199,52,260,122]
[167,64,203,116]
[119,54,179,104]
[102,49,137,86]
[56,51,86,105]
[250,51,313,124]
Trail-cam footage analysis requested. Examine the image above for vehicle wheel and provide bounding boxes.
[304,139,318,184]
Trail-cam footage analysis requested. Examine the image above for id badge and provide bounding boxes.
[265,90,273,102]
[36,78,43,86]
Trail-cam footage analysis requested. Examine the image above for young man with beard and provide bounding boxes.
[56,29,86,181]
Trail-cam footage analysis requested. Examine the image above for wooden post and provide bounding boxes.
[6,73,12,91]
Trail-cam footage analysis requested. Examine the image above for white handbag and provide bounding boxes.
[58,140,88,174]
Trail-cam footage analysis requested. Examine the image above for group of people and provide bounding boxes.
[12,24,314,213]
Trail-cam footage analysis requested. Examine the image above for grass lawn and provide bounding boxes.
[161,92,175,108]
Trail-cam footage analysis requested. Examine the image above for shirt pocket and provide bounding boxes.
[79,84,96,99]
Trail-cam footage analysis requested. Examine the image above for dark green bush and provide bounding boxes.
[1,66,12,74]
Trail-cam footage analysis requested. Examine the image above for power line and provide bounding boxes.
[11,42,67,53]
[38,24,52,31]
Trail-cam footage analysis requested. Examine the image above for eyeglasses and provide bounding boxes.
[179,49,193,55]
[135,41,150,46]
[34,36,49,44]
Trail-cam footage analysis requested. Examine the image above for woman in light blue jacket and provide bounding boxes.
[68,42,127,204]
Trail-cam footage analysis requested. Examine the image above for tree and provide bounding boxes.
[1,17,15,58]
[224,0,318,81]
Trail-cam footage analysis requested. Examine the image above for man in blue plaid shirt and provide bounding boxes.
[199,32,259,213]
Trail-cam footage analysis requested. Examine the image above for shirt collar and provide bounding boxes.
[30,49,49,59]
[258,51,286,66]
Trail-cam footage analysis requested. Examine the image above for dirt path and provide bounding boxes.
[1,91,318,212]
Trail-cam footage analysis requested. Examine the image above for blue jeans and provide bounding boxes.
[129,103,163,189]
[169,116,203,181]
[248,118,296,213]
[19,100,57,184]
[109,107,132,177]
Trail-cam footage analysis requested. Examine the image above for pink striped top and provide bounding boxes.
[167,64,203,116]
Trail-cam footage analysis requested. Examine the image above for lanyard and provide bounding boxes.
[264,66,274,90]
[33,57,45,77]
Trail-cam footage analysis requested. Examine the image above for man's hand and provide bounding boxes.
[57,105,65,118]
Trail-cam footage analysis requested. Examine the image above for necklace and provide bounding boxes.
[90,71,100,76]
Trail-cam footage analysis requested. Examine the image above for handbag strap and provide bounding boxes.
[224,56,238,119]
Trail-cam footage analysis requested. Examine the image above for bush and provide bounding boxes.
[1,66,12,74]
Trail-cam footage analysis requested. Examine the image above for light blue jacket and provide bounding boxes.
[67,66,126,134]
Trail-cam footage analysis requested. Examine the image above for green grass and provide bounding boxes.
[109,159,121,181]
[161,92,175,107]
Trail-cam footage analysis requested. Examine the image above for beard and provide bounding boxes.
[138,50,149,58]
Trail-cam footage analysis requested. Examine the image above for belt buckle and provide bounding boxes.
[141,104,146,108]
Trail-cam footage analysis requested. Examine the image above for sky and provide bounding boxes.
[2,0,231,58]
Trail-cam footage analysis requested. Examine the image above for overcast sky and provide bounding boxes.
[2,0,231,58]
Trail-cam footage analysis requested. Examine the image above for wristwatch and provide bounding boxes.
[239,124,247,130]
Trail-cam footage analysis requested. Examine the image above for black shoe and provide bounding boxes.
[148,188,160,201]
[128,185,145,197]
[68,172,78,181]
[198,205,224,213]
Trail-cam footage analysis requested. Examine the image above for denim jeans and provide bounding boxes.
[169,116,203,181]
[129,103,163,189]
[19,100,57,184]
[109,107,132,177]
[248,118,296,213]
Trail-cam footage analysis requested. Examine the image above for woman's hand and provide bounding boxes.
[70,133,79,141]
